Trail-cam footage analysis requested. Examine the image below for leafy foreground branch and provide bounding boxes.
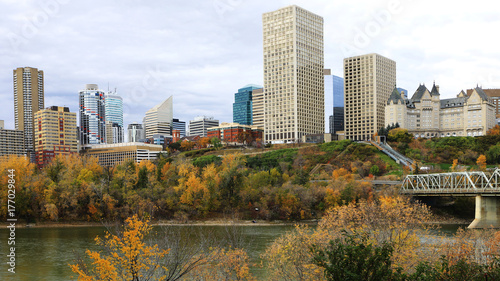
[262,196,500,281]
[70,215,255,280]
[311,232,500,281]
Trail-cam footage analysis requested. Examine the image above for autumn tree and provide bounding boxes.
[487,124,500,135]
[263,196,436,279]
[0,155,36,221]
[217,153,246,210]
[451,159,459,172]
[70,215,170,280]
[180,141,195,151]
[196,137,210,149]
[477,154,487,171]
[237,131,253,145]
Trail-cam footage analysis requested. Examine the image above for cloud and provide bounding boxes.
[0,0,499,131]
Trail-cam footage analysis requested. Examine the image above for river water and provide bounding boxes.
[0,223,468,280]
[0,224,299,280]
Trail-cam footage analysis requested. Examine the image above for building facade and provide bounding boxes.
[344,53,396,141]
[207,122,263,144]
[127,123,145,142]
[252,88,264,129]
[105,90,124,143]
[233,84,262,125]
[106,121,124,144]
[324,69,344,134]
[263,5,324,144]
[172,118,186,137]
[79,84,106,145]
[386,85,496,137]
[83,142,164,167]
[143,96,173,139]
[189,116,219,137]
[466,88,500,124]
[0,120,25,157]
[13,67,44,161]
[34,106,77,168]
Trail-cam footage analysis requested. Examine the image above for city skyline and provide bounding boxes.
[1,1,500,131]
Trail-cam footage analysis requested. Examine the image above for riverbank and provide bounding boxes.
[0,215,471,229]
[0,218,318,228]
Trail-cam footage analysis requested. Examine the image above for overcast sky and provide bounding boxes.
[1,0,499,132]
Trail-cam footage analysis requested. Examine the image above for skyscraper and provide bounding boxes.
[127,123,145,142]
[343,53,396,141]
[143,96,173,139]
[13,66,44,161]
[105,90,124,143]
[79,84,106,145]
[262,5,324,143]
[34,106,77,168]
[233,85,262,125]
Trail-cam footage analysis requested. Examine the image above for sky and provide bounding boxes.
[1,0,500,133]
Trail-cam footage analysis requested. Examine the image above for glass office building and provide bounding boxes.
[325,71,344,134]
[233,85,262,125]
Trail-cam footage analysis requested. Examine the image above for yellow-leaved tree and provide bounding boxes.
[70,215,169,280]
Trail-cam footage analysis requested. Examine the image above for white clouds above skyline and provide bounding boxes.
[1,0,499,130]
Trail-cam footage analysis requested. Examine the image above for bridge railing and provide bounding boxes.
[402,169,500,194]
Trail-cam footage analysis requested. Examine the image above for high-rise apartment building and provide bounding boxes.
[172,118,186,137]
[79,84,106,145]
[344,53,396,141]
[324,69,344,134]
[189,116,219,137]
[127,123,145,142]
[233,85,262,125]
[252,88,264,129]
[143,96,173,139]
[105,90,124,143]
[34,106,77,167]
[263,5,324,143]
[13,67,44,161]
[0,120,25,157]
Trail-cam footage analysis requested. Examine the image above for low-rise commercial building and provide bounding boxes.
[207,122,263,144]
[82,142,164,167]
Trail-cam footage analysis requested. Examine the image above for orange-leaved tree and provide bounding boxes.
[477,154,487,171]
[487,124,500,135]
[70,215,169,280]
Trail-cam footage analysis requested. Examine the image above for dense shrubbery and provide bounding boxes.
[393,135,500,165]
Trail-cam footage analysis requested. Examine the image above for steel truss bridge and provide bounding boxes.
[402,169,500,196]
[401,169,500,228]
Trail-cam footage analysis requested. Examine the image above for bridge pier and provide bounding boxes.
[468,196,500,229]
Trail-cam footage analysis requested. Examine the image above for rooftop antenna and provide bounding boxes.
[107,82,110,93]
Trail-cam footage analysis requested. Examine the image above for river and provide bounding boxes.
[0,223,467,280]
[0,224,299,280]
